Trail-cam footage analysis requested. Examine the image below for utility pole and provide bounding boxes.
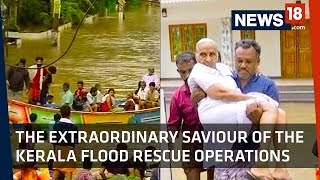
[52,0,61,47]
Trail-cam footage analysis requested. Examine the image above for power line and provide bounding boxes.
[5,0,98,69]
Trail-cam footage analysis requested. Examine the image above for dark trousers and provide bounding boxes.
[40,89,48,105]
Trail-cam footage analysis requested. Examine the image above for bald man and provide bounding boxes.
[188,38,290,179]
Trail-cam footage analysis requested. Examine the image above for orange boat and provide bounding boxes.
[8,99,160,124]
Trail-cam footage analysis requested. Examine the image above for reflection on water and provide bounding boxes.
[5,3,160,99]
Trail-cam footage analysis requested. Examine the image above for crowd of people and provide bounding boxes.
[12,105,160,180]
[6,57,160,112]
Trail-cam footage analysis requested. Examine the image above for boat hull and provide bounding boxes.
[8,99,160,125]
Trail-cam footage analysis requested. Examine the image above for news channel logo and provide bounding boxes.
[231,3,305,30]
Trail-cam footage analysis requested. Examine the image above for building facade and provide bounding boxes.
[160,0,312,80]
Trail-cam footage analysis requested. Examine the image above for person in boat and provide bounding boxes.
[137,81,148,110]
[95,83,104,111]
[145,82,160,108]
[43,95,58,109]
[141,68,160,90]
[6,58,30,101]
[40,65,57,106]
[134,81,143,96]
[124,92,136,111]
[61,82,74,109]
[101,88,116,112]
[73,81,88,111]
[84,87,98,112]
[188,38,290,180]
[28,57,48,105]
[133,81,141,104]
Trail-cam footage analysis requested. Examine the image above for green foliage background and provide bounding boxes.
[2,0,142,32]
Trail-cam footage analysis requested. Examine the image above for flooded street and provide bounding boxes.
[5,2,160,99]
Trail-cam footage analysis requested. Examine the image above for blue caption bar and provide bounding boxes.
[231,10,292,30]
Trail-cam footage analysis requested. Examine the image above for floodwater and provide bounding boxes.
[5,2,160,99]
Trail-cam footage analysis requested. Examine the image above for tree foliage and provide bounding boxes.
[3,0,115,31]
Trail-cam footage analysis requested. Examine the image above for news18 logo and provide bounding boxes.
[231,3,305,30]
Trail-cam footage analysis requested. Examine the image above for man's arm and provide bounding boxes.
[168,94,183,150]
[168,95,183,133]
[246,102,263,125]
[6,67,13,86]
[191,86,206,105]
[205,84,253,102]
[155,74,160,90]
[189,64,252,102]
[24,70,30,90]
[265,81,280,103]
[86,95,94,106]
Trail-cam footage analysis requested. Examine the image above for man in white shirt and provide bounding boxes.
[95,83,103,104]
[61,82,73,108]
[137,81,148,109]
[85,87,98,112]
[141,68,160,90]
[188,38,288,180]
[95,83,104,111]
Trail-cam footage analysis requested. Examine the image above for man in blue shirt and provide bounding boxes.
[192,39,290,180]
[233,72,279,103]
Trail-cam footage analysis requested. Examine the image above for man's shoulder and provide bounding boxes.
[171,85,186,98]
[59,118,75,124]
[256,75,277,86]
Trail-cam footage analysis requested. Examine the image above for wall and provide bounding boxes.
[161,8,222,79]
[161,0,310,79]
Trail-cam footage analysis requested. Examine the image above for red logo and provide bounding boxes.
[285,3,305,25]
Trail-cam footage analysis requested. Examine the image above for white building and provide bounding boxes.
[160,0,312,80]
